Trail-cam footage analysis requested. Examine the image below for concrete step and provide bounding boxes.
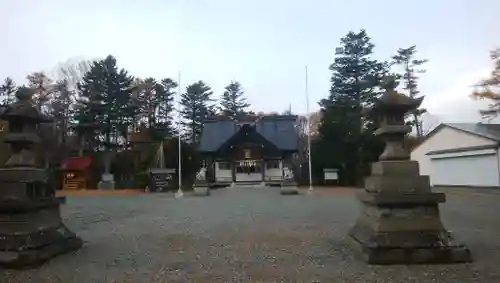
[233,182,265,189]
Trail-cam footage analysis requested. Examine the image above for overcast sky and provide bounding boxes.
[1,0,499,125]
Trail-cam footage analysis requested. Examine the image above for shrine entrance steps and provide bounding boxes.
[231,181,266,188]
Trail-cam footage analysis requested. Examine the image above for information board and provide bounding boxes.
[323,168,339,181]
[148,168,176,192]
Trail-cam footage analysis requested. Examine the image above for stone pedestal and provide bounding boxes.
[97,173,115,190]
[349,161,471,264]
[0,88,82,269]
[193,186,210,196]
[0,187,83,269]
[280,186,299,195]
[192,168,210,197]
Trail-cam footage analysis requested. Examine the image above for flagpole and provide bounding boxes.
[305,66,313,194]
[175,71,184,198]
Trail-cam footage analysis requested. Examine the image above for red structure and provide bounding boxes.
[60,156,92,190]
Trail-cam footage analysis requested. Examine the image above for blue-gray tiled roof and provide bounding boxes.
[198,115,299,152]
[256,117,298,151]
[198,120,236,152]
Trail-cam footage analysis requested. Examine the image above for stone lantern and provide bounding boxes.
[0,88,82,269]
[348,81,472,264]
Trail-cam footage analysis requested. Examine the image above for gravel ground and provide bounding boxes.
[1,186,499,283]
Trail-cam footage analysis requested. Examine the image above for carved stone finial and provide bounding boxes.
[380,75,399,92]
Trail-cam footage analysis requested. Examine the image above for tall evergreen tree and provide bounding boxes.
[27,72,54,113]
[470,48,500,120]
[133,77,161,129]
[0,77,17,106]
[392,45,428,136]
[48,80,74,145]
[156,78,177,135]
[316,30,386,185]
[180,80,214,143]
[74,55,133,151]
[131,77,177,138]
[219,81,250,118]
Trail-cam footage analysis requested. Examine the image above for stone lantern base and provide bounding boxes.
[0,227,83,269]
[348,161,472,264]
[0,204,83,269]
[0,168,82,269]
[193,186,210,196]
[280,185,300,195]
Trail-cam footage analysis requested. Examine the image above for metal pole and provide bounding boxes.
[175,71,184,198]
[305,66,313,194]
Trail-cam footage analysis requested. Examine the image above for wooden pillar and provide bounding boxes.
[231,160,236,183]
[261,159,265,181]
[280,158,284,182]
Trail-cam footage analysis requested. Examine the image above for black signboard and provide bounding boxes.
[148,168,176,192]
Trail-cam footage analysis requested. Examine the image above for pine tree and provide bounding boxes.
[316,30,386,185]
[471,48,500,120]
[27,72,54,113]
[131,77,177,138]
[392,45,428,136]
[180,80,214,143]
[156,78,177,135]
[73,60,108,152]
[219,81,250,118]
[133,77,160,129]
[74,55,133,151]
[48,80,74,144]
[0,77,17,106]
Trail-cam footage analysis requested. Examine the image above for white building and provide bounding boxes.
[411,123,500,188]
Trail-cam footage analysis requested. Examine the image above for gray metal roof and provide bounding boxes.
[255,117,298,151]
[198,115,299,152]
[445,123,500,142]
[198,120,236,152]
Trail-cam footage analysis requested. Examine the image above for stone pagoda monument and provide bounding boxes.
[0,88,82,269]
[348,79,472,264]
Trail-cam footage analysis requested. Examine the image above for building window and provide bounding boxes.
[266,160,281,169]
[218,162,231,170]
[240,160,256,166]
[236,166,244,173]
[244,149,251,159]
[248,165,261,173]
[0,120,7,132]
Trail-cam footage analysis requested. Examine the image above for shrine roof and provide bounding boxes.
[445,123,500,142]
[61,156,92,171]
[0,89,51,122]
[198,115,299,152]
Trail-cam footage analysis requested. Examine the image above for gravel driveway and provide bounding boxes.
[1,186,499,282]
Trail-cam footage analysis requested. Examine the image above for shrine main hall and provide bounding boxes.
[197,115,299,186]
